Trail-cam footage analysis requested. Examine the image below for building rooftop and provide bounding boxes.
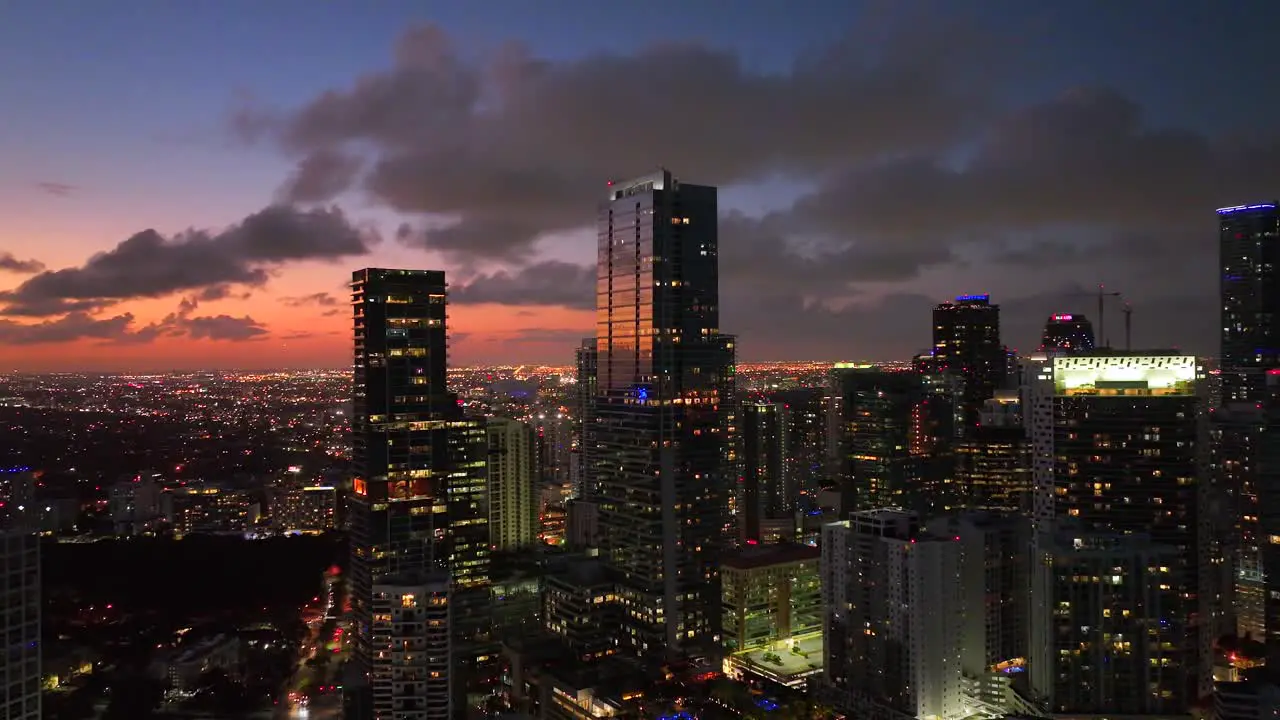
[722,543,820,571]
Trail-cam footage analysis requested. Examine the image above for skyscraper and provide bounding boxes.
[822,510,966,719]
[1031,524,1181,715]
[486,417,538,551]
[932,294,1006,428]
[572,338,598,500]
[769,388,828,506]
[1219,202,1280,403]
[1027,351,1210,709]
[740,401,792,543]
[1039,313,1095,353]
[348,268,492,719]
[0,509,39,720]
[590,169,735,662]
[832,367,920,514]
[953,394,1031,513]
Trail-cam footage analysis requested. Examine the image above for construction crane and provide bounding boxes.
[1122,301,1133,351]
[1065,284,1123,348]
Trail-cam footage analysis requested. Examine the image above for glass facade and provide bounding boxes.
[932,294,1006,428]
[1220,203,1280,402]
[833,368,920,513]
[590,170,736,661]
[348,268,493,719]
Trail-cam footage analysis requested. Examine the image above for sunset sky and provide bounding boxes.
[2,1,1280,371]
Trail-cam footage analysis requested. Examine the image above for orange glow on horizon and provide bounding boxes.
[0,296,593,371]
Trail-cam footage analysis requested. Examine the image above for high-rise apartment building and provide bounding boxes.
[589,169,735,662]
[832,367,920,514]
[822,510,966,720]
[953,394,1031,513]
[1031,524,1181,715]
[370,576,452,720]
[932,294,1007,428]
[1024,351,1210,709]
[740,401,792,543]
[1252,372,1280,664]
[769,388,828,505]
[486,417,538,551]
[348,268,492,718]
[572,338,598,500]
[0,509,40,720]
[1220,202,1280,403]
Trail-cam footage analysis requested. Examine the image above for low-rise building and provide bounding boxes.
[721,543,822,689]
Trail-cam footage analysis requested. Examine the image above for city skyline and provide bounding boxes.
[4,1,1280,371]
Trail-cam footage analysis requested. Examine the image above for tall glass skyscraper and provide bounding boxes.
[932,294,1006,428]
[589,169,736,662]
[1220,202,1280,402]
[348,268,492,720]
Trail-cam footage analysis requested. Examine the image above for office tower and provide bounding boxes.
[932,294,1007,427]
[590,169,735,662]
[822,510,966,719]
[832,367,921,514]
[1039,313,1095,353]
[0,508,40,720]
[769,388,828,506]
[370,576,452,720]
[1028,351,1209,708]
[953,394,1031,513]
[1031,524,1181,715]
[740,401,792,543]
[486,418,538,551]
[348,268,492,719]
[1219,202,1280,403]
[572,339,598,500]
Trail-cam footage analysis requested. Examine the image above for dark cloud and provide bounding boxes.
[182,315,269,341]
[0,312,139,345]
[36,182,76,197]
[251,18,1000,261]
[278,149,363,203]
[195,284,251,302]
[451,261,594,309]
[0,253,46,274]
[1,205,376,316]
[240,23,1269,360]
[117,297,269,344]
[281,292,341,307]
